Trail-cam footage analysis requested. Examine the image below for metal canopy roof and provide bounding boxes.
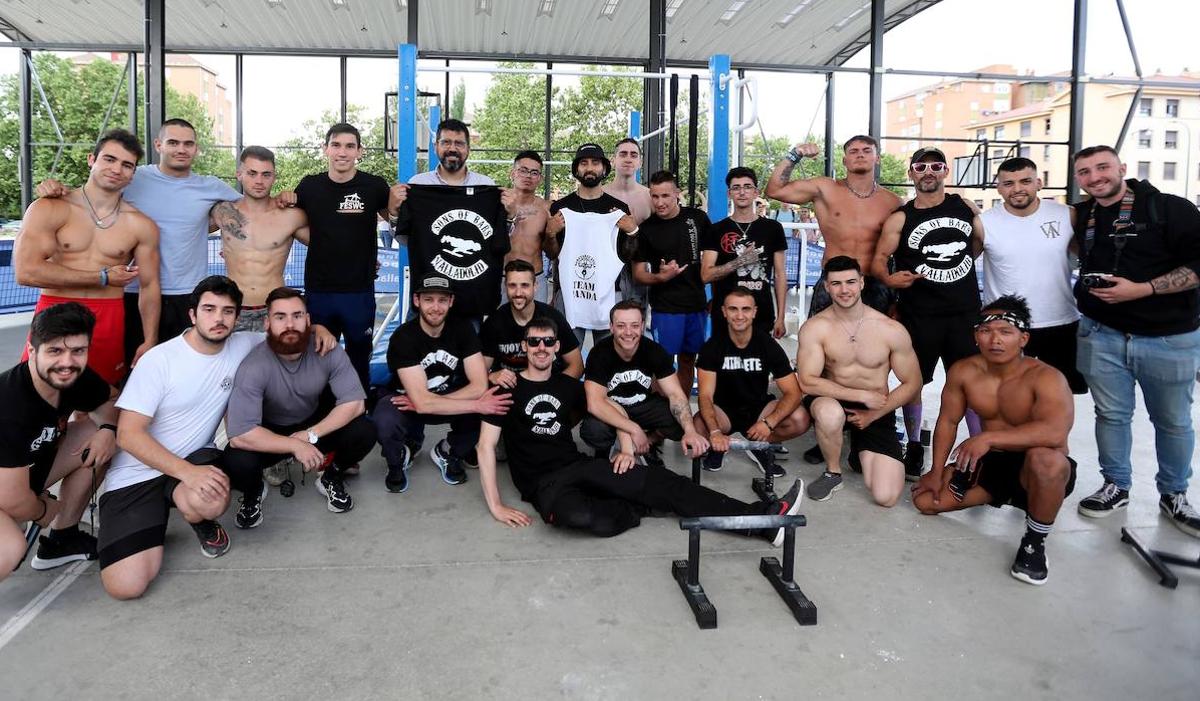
[0,0,941,68]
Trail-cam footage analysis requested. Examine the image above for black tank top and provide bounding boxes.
[893,193,980,315]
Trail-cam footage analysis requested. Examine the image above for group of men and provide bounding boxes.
[2,114,1197,597]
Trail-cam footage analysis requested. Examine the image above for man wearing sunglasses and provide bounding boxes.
[475,316,804,545]
[873,147,986,482]
[500,151,551,304]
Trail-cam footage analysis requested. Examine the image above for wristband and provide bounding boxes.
[627,226,639,236]
[98,423,117,433]
[1148,282,1156,296]
[709,429,722,436]
[786,148,803,164]
[99,267,109,287]
[760,417,775,431]
[34,494,48,523]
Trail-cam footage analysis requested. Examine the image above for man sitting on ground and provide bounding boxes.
[0,303,119,579]
[797,257,922,505]
[482,260,584,385]
[695,288,810,477]
[911,295,1076,585]
[582,301,708,468]
[224,288,377,525]
[476,316,804,544]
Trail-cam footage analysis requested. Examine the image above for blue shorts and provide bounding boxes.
[651,311,706,355]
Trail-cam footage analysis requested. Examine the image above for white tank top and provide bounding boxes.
[979,200,1078,328]
[559,210,625,330]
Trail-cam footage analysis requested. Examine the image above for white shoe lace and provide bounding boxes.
[1094,482,1121,503]
[1167,494,1199,520]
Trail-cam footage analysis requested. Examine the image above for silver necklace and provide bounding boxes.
[837,311,866,343]
[842,179,878,199]
[733,218,754,237]
[81,186,122,229]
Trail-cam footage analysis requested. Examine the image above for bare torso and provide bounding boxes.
[40,193,147,299]
[604,181,652,224]
[220,202,307,306]
[505,194,550,274]
[813,180,901,272]
[809,307,903,393]
[957,356,1069,450]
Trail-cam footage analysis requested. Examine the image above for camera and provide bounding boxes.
[1081,272,1117,289]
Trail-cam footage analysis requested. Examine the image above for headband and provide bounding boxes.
[976,312,1030,333]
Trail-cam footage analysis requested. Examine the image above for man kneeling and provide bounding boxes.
[476,317,803,545]
[911,296,1076,585]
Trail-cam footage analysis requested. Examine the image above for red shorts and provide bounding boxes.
[23,294,125,386]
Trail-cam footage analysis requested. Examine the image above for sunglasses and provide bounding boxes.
[524,336,557,347]
[911,162,947,173]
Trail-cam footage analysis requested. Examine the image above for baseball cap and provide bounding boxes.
[910,147,946,164]
[413,273,453,295]
[572,143,612,177]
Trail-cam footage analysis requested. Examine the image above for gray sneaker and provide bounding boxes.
[807,471,843,502]
[263,460,289,487]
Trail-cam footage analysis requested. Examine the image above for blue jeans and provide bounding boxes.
[1076,316,1200,494]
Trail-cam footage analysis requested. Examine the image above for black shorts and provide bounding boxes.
[810,274,894,316]
[723,398,772,435]
[580,394,684,450]
[968,450,1078,511]
[802,395,903,462]
[1026,322,1088,394]
[97,448,223,569]
[900,308,979,384]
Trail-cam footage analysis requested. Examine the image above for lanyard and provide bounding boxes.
[1083,188,1135,273]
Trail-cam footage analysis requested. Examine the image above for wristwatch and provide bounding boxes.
[306,429,319,444]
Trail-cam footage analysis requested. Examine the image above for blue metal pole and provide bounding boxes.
[396,43,418,183]
[707,54,730,222]
[629,110,642,183]
[427,103,441,174]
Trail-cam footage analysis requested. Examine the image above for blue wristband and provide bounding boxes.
[99,268,108,287]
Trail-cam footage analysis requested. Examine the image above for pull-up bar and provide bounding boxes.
[418,65,687,81]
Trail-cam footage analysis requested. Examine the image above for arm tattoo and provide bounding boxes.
[213,202,248,240]
[670,399,692,430]
[1151,265,1200,294]
[776,161,796,184]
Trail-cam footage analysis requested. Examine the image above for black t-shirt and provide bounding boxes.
[385,318,481,394]
[892,193,981,315]
[696,329,792,408]
[0,363,110,493]
[482,373,586,504]
[584,336,675,408]
[550,192,634,263]
[398,185,510,319]
[635,207,710,313]
[703,216,788,324]
[295,171,391,292]
[480,301,580,372]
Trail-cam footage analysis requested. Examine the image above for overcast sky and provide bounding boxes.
[2,0,1196,153]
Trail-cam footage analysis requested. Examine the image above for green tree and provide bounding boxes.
[271,105,396,193]
[742,134,908,197]
[468,64,551,187]
[0,53,235,218]
[450,79,466,120]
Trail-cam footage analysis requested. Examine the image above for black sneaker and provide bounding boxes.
[462,449,479,470]
[768,478,805,547]
[807,471,843,502]
[190,520,231,558]
[802,444,824,465]
[701,450,724,472]
[643,444,665,469]
[1159,492,1200,538]
[1010,536,1049,586]
[848,451,862,474]
[903,442,924,482]
[385,444,413,494]
[235,483,267,530]
[748,448,785,478]
[317,470,354,512]
[1077,481,1129,518]
[30,528,97,570]
[432,440,467,485]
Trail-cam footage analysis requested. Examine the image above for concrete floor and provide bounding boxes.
[1,314,1197,700]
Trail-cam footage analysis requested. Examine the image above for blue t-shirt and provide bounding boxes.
[122,165,240,295]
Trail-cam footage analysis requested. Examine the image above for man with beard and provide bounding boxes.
[500,152,552,303]
[979,158,1085,393]
[209,147,310,333]
[547,144,639,345]
[873,147,986,481]
[407,119,496,187]
[476,316,804,545]
[223,288,375,524]
[797,257,922,505]
[0,303,119,579]
[1069,145,1200,536]
[374,274,512,494]
[581,301,709,469]
[766,135,901,315]
[913,296,1076,585]
[15,129,161,386]
[482,260,583,385]
[701,167,789,340]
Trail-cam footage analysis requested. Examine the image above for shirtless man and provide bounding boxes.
[604,138,652,224]
[796,256,921,506]
[911,295,1076,586]
[15,129,161,386]
[765,135,901,315]
[500,151,551,304]
[210,146,310,332]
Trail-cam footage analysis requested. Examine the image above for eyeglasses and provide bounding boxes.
[728,184,757,192]
[524,336,557,347]
[437,139,468,149]
[514,166,542,178]
[911,162,947,173]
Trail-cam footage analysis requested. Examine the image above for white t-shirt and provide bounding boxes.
[979,201,1078,328]
[558,210,625,330]
[104,331,263,492]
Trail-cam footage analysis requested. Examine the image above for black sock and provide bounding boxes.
[1024,515,1053,546]
[48,524,80,541]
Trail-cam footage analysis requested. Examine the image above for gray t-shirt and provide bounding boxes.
[226,338,364,438]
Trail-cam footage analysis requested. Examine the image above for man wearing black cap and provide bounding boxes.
[374,274,512,493]
[873,147,986,480]
[547,143,639,346]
